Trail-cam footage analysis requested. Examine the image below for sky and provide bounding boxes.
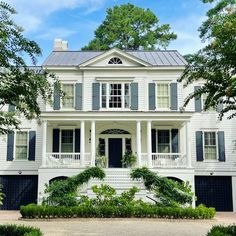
[5,0,212,65]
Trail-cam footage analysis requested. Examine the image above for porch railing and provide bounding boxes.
[152,153,187,168]
[46,153,81,167]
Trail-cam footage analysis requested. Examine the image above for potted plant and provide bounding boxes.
[95,155,108,168]
[121,151,137,168]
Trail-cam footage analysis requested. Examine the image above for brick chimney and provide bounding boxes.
[53,39,68,51]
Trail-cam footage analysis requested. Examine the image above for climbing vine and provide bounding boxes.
[131,167,193,207]
[43,167,105,206]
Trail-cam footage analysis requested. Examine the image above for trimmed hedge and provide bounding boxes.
[207,225,236,236]
[0,224,42,236]
[20,203,215,219]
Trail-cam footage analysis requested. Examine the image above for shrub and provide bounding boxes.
[20,203,215,219]
[131,167,194,207]
[0,224,42,236]
[207,224,236,236]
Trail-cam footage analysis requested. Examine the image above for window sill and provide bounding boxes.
[203,160,219,163]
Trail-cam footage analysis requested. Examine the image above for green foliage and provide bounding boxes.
[43,167,105,206]
[20,203,215,219]
[179,0,236,119]
[0,224,42,236]
[131,167,193,207]
[92,184,116,205]
[121,151,137,167]
[82,3,176,50]
[95,155,108,168]
[0,2,61,134]
[0,184,5,206]
[207,224,236,236]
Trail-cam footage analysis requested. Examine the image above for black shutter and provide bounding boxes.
[170,83,178,110]
[151,129,156,153]
[74,129,80,152]
[130,83,138,110]
[7,132,14,161]
[92,83,100,110]
[196,131,203,161]
[194,86,202,112]
[53,84,60,110]
[75,83,82,110]
[149,83,156,110]
[53,129,60,152]
[171,129,179,153]
[28,131,36,161]
[218,131,225,162]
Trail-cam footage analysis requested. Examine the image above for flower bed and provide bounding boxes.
[0,224,42,236]
[20,203,215,219]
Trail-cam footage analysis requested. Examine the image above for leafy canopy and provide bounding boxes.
[179,0,236,119]
[0,2,59,134]
[82,3,177,50]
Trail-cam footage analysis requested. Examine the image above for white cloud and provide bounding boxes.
[4,0,107,32]
[168,14,207,55]
[36,28,77,40]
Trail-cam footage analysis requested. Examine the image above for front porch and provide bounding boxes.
[41,114,192,169]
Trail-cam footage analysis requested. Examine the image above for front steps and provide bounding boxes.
[79,168,152,201]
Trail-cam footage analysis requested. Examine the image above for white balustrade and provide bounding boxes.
[151,153,187,168]
[46,153,81,167]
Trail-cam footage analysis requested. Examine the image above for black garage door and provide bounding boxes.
[0,175,38,210]
[195,176,233,211]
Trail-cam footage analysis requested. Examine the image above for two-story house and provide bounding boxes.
[0,39,235,211]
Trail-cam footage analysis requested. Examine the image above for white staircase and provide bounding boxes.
[79,169,150,201]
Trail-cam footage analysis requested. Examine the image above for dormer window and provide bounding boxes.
[108,57,122,65]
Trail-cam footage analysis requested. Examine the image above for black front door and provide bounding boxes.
[108,138,122,168]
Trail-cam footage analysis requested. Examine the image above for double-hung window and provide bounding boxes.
[156,83,170,109]
[157,130,170,153]
[61,130,74,153]
[15,131,28,160]
[204,132,217,160]
[101,83,130,109]
[62,84,74,109]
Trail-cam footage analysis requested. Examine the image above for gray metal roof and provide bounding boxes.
[43,50,187,67]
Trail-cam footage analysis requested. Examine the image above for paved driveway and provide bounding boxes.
[0,211,235,236]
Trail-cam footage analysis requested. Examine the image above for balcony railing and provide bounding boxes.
[46,153,81,167]
[152,153,187,168]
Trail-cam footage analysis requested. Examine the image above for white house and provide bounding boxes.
[0,39,235,211]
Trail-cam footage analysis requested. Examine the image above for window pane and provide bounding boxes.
[62,84,74,108]
[204,132,217,160]
[157,84,169,108]
[125,138,132,153]
[157,130,170,153]
[15,132,28,160]
[109,84,122,108]
[61,130,73,153]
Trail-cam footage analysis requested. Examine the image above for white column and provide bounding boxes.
[80,120,85,167]
[185,121,192,168]
[91,120,96,166]
[147,120,152,168]
[136,121,141,167]
[42,120,47,167]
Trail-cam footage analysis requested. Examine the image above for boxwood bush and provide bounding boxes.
[0,224,42,236]
[20,203,215,219]
[207,224,236,236]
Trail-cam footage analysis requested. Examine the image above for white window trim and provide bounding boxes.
[100,82,131,110]
[59,129,75,153]
[155,82,171,111]
[61,83,75,110]
[203,131,219,162]
[14,130,29,161]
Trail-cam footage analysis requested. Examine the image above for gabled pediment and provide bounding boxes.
[79,48,151,67]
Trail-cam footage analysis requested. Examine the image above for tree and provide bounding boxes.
[0,2,59,134]
[179,0,236,119]
[82,3,177,50]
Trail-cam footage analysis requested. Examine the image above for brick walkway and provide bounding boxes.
[0,211,235,236]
